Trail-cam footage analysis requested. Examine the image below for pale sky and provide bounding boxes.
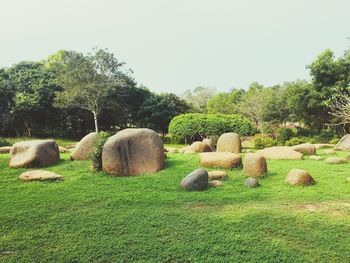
[0,0,349,93]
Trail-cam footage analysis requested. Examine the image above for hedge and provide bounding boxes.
[169,113,256,143]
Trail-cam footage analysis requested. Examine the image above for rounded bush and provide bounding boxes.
[254,136,278,149]
[169,114,256,144]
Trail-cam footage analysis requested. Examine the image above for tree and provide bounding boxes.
[181,86,216,113]
[48,48,133,132]
[207,88,245,114]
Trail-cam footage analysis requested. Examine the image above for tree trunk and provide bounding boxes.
[93,111,99,133]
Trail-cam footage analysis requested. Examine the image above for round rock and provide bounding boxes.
[216,133,241,153]
[102,128,164,176]
[309,155,322,161]
[244,177,259,188]
[180,168,208,191]
[70,132,97,160]
[208,171,228,180]
[285,169,315,186]
[209,180,223,187]
[190,141,212,153]
[243,153,267,177]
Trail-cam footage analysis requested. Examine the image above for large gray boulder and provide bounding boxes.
[216,133,241,153]
[70,132,97,160]
[334,135,350,151]
[180,168,208,191]
[102,128,164,176]
[9,140,59,168]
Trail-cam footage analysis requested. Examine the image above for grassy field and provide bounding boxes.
[1,137,78,148]
[1,148,350,262]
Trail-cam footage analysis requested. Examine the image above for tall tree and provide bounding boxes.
[207,88,245,114]
[48,48,133,132]
[181,86,216,113]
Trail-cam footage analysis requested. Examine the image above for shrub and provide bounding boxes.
[278,128,294,143]
[312,129,337,143]
[0,138,10,147]
[254,135,278,149]
[285,137,307,146]
[168,114,256,143]
[330,138,340,145]
[90,131,111,171]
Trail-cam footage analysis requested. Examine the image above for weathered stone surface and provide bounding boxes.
[0,146,11,154]
[325,157,348,164]
[309,155,322,161]
[184,148,196,154]
[244,177,259,188]
[164,147,178,153]
[199,152,241,169]
[102,128,164,176]
[314,143,334,150]
[66,144,76,149]
[323,149,336,155]
[256,146,303,160]
[180,168,208,191]
[190,141,212,153]
[285,169,315,186]
[334,134,350,151]
[178,146,190,153]
[70,132,97,160]
[209,180,223,187]
[291,143,316,155]
[9,140,59,168]
[19,170,63,181]
[59,146,69,153]
[203,138,214,150]
[216,133,241,153]
[208,171,228,180]
[243,153,267,177]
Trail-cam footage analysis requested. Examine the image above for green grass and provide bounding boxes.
[1,149,350,262]
[3,137,77,147]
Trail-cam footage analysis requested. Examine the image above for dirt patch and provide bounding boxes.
[292,202,350,217]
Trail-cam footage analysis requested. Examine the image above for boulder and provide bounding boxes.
[314,143,334,150]
[180,168,208,191]
[9,140,59,168]
[243,153,267,177]
[325,157,348,164]
[244,177,259,188]
[70,132,97,160]
[209,180,223,187]
[216,133,241,153]
[309,155,322,161]
[164,147,178,153]
[66,144,76,149]
[102,128,164,176]
[291,143,316,155]
[323,149,336,155]
[0,146,11,154]
[199,152,241,169]
[334,134,350,151]
[208,171,228,180]
[256,146,303,160]
[184,148,196,154]
[19,170,63,181]
[59,146,69,153]
[203,138,214,150]
[285,169,315,186]
[178,146,190,153]
[190,141,212,153]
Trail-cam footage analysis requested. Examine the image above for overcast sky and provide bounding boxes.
[0,0,349,93]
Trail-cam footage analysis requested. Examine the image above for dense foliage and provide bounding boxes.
[169,113,256,143]
[90,131,111,171]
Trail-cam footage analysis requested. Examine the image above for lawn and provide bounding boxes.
[1,148,350,262]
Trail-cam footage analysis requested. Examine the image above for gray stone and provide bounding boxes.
[181,168,208,191]
[244,177,259,188]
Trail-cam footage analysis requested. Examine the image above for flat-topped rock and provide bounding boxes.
[291,143,316,155]
[334,135,350,151]
[209,180,223,187]
[70,132,97,160]
[9,140,59,168]
[216,133,241,153]
[199,152,241,169]
[309,155,322,161]
[325,157,348,164]
[0,146,11,154]
[19,170,63,181]
[285,169,315,186]
[256,146,303,160]
[208,171,228,180]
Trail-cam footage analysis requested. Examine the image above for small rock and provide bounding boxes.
[309,155,322,161]
[0,146,11,154]
[285,169,315,186]
[59,146,69,153]
[323,149,336,155]
[325,157,348,164]
[244,177,259,188]
[180,168,208,191]
[209,180,223,187]
[19,170,63,181]
[208,171,228,180]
